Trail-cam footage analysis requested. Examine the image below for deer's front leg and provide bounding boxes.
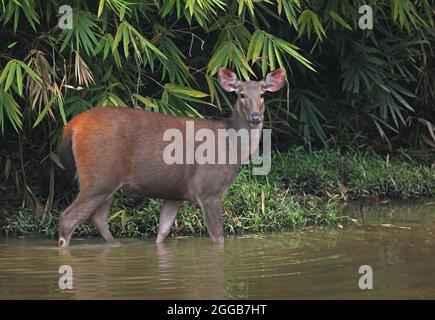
[199,197,224,245]
[156,200,182,243]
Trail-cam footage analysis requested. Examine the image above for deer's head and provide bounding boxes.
[218,68,286,127]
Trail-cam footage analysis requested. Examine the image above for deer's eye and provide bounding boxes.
[260,94,264,98]
[240,93,246,99]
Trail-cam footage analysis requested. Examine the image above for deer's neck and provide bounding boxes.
[230,101,248,131]
[228,101,263,163]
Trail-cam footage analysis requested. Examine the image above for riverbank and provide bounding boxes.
[1,148,434,238]
[271,148,435,200]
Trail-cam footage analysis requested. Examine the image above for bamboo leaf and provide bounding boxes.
[133,94,159,109]
[15,63,23,96]
[4,62,16,92]
[164,83,208,98]
[33,97,55,128]
[329,10,352,30]
[98,0,105,17]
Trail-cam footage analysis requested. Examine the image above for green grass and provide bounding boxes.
[1,172,340,238]
[271,148,435,199]
[2,148,434,238]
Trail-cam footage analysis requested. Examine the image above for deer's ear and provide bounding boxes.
[263,68,286,92]
[218,68,239,92]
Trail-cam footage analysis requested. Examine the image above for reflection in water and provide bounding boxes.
[0,201,434,299]
[155,243,224,299]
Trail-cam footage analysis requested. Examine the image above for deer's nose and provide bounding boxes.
[248,112,262,124]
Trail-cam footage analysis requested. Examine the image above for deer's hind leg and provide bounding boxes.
[58,187,115,247]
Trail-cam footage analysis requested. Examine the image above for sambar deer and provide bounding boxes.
[57,68,286,247]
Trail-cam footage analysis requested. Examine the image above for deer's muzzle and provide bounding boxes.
[248,112,262,124]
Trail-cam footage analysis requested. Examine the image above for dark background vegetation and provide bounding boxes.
[0,1,434,222]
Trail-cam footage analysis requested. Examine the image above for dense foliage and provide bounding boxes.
[0,0,434,211]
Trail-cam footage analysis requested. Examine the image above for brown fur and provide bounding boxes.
[57,68,286,247]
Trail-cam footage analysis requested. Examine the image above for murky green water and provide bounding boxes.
[1,202,435,299]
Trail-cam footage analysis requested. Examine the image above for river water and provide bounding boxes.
[1,202,434,299]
